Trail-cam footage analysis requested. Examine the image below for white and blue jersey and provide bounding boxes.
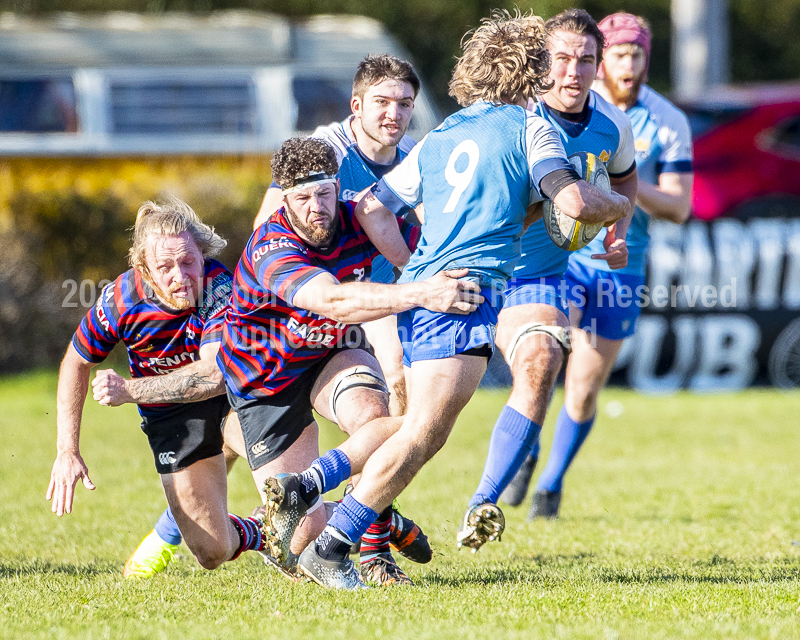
[373,100,571,363]
[311,116,416,284]
[374,101,569,290]
[514,91,636,280]
[571,85,693,277]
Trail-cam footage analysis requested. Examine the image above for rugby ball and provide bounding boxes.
[543,151,611,251]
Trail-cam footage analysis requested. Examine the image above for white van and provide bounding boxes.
[0,11,442,156]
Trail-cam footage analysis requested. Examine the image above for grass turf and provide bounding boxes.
[1,370,798,639]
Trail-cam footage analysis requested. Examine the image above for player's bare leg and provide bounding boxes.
[464,303,568,523]
[161,454,263,570]
[362,315,407,416]
[531,309,624,519]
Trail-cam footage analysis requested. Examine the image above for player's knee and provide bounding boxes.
[512,338,563,386]
[191,543,229,570]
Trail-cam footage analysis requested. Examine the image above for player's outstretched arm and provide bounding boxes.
[636,172,693,224]
[554,179,632,226]
[291,268,484,324]
[47,343,97,517]
[91,342,224,406]
[355,191,412,269]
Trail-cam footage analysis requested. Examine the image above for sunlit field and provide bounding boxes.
[1,371,798,640]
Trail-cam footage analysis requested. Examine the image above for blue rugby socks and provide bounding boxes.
[154,508,182,546]
[470,405,542,507]
[317,493,378,562]
[299,448,352,504]
[536,406,595,493]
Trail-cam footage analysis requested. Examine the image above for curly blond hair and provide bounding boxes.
[449,9,553,107]
[128,197,227,275]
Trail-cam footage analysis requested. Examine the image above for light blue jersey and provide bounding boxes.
[515,91,635,280]
[571,85,693,276]
[373,101,569,291]
[312,116,416,284]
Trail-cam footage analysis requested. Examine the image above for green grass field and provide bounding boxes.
[1,371,799,640]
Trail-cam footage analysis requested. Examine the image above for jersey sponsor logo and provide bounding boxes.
[95,304,111,332]
[353,267,366,282]
[252,236,305,263]
[635,138,651,153]
[250,440,269,456]
[599,150,610,162]
[140,351,197,375]
[158,451,177,465]
[286,316,347,346]
[199,273,232,322]
[340,189,359,201]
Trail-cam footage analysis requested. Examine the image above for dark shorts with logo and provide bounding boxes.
[140,394,230,475]
[227,336,374,471]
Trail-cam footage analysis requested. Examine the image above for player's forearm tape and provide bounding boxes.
[539,168,582,200]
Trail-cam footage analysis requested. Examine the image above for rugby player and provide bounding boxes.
[265,11,631,589]
[465,9,638,535]
[255,54,419,418]
[507,12,693,519]
[220,136,480,586]
[46,200,268,573]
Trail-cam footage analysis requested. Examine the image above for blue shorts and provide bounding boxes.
[503,276,569,316]
[397,288,501,366]
[565,260,645,340]
[371,255,397,284]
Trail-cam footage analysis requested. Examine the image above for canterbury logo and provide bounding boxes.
[158,451,177,465]
[251,441,269,456]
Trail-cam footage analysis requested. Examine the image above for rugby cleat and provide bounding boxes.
[499,454,538,507]
[297,544,369,590]
[527,489,562,520]
[261,473,314,563]
[360,553,414,586]
[258,550,300,582]
[390,508,432,563]
[122,530,179,578]
[456,503,505,553]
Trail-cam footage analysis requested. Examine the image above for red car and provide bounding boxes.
[679,82,800,220]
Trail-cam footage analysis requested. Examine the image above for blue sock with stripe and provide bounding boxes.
[470,405,541,506]
[154,508,182,546]
[318,493,378,561]
[310,448,352,494]
[536,406,595,493]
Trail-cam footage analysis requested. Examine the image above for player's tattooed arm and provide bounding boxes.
[91,343,225,406]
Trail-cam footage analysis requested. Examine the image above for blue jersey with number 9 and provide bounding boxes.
[372,101,570,289]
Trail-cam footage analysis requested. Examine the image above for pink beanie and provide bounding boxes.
[597,12,651,78]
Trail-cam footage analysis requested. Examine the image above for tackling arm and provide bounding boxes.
[46,343,97,516]
[636,172,694,224]
[91,342,225,406]
[291,269,483,324]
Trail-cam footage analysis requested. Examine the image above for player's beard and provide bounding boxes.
[609,72,644,106]
[145,272,197,311]
[285,202,340,247]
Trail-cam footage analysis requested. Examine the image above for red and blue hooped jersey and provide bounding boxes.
[220,200,418,400]
[72,259,232,416]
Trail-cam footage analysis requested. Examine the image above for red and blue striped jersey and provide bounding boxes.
[72,259,232,416]
[220,200,418,400]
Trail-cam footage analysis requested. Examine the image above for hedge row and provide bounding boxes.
[0,156,271,372]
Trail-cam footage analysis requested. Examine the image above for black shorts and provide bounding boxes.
[140,395,230,474]
[228,337,373,471]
